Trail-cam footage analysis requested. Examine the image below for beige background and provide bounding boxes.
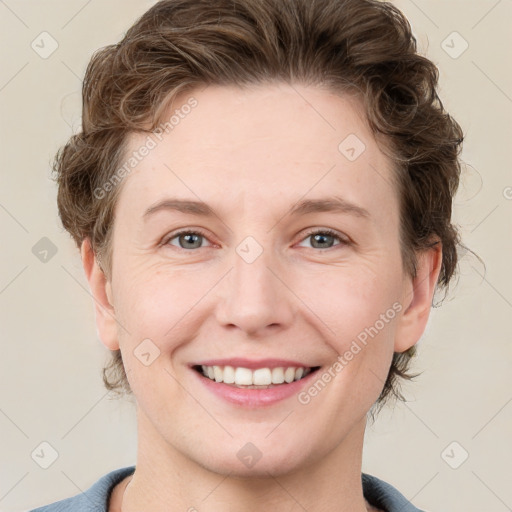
[1,1,511,511]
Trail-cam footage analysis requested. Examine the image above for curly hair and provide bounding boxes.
[53,0,464,408]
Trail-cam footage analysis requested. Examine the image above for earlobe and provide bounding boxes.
[80,238,119,351]
[394,242,443,353]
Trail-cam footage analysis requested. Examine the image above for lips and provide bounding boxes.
[194,364,318,386]
[190,361,322,407]
[192,358,318,370]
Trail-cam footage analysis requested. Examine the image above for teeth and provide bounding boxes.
[199,365,312,386]
[253,368,272,385]
[284,367,295,383]
[271,367,285,384]
[234,367,253,385]
[223,365,235,384]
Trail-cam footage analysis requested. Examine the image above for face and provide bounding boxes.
[91,83,433,477]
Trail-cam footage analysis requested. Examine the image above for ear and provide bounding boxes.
[394,241,443,353]
[80,238,119,350]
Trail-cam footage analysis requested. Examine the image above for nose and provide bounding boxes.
[215,241,295,337]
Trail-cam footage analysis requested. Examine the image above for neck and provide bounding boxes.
[121,407,371,512]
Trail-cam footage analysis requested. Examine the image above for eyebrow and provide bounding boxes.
[143,196,371,220]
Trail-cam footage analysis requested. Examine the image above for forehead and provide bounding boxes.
[116,83,398,223]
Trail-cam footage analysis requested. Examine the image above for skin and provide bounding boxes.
[82,83,442,512]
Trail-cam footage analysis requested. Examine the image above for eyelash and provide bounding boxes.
[162,227,350,251]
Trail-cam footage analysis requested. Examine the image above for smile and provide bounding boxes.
[194,365,320,388]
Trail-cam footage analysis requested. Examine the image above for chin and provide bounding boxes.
[188,436,314,479]
[202,451,308,479]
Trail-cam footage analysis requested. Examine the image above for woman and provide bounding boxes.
[31,0,463,510]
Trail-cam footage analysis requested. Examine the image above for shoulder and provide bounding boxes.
[30,467,425,512]
[362,472,427,512]
[28,466,136,512]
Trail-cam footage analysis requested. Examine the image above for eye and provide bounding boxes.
[162,227,349,252]
[297,228,349,250]
[163,229,213,250]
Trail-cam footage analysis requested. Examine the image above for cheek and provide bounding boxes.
[115,254,403,348]
[113,264,216,359]
[112,270,193,409]
[299,263,402,344]
[296,263,402,399]
[113,254,177,323]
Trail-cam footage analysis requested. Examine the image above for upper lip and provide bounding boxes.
[190,358,319,370]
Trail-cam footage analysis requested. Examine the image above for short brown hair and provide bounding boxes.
[54,0,463,408]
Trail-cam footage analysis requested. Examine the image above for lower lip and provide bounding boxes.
[191,368,321,407]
